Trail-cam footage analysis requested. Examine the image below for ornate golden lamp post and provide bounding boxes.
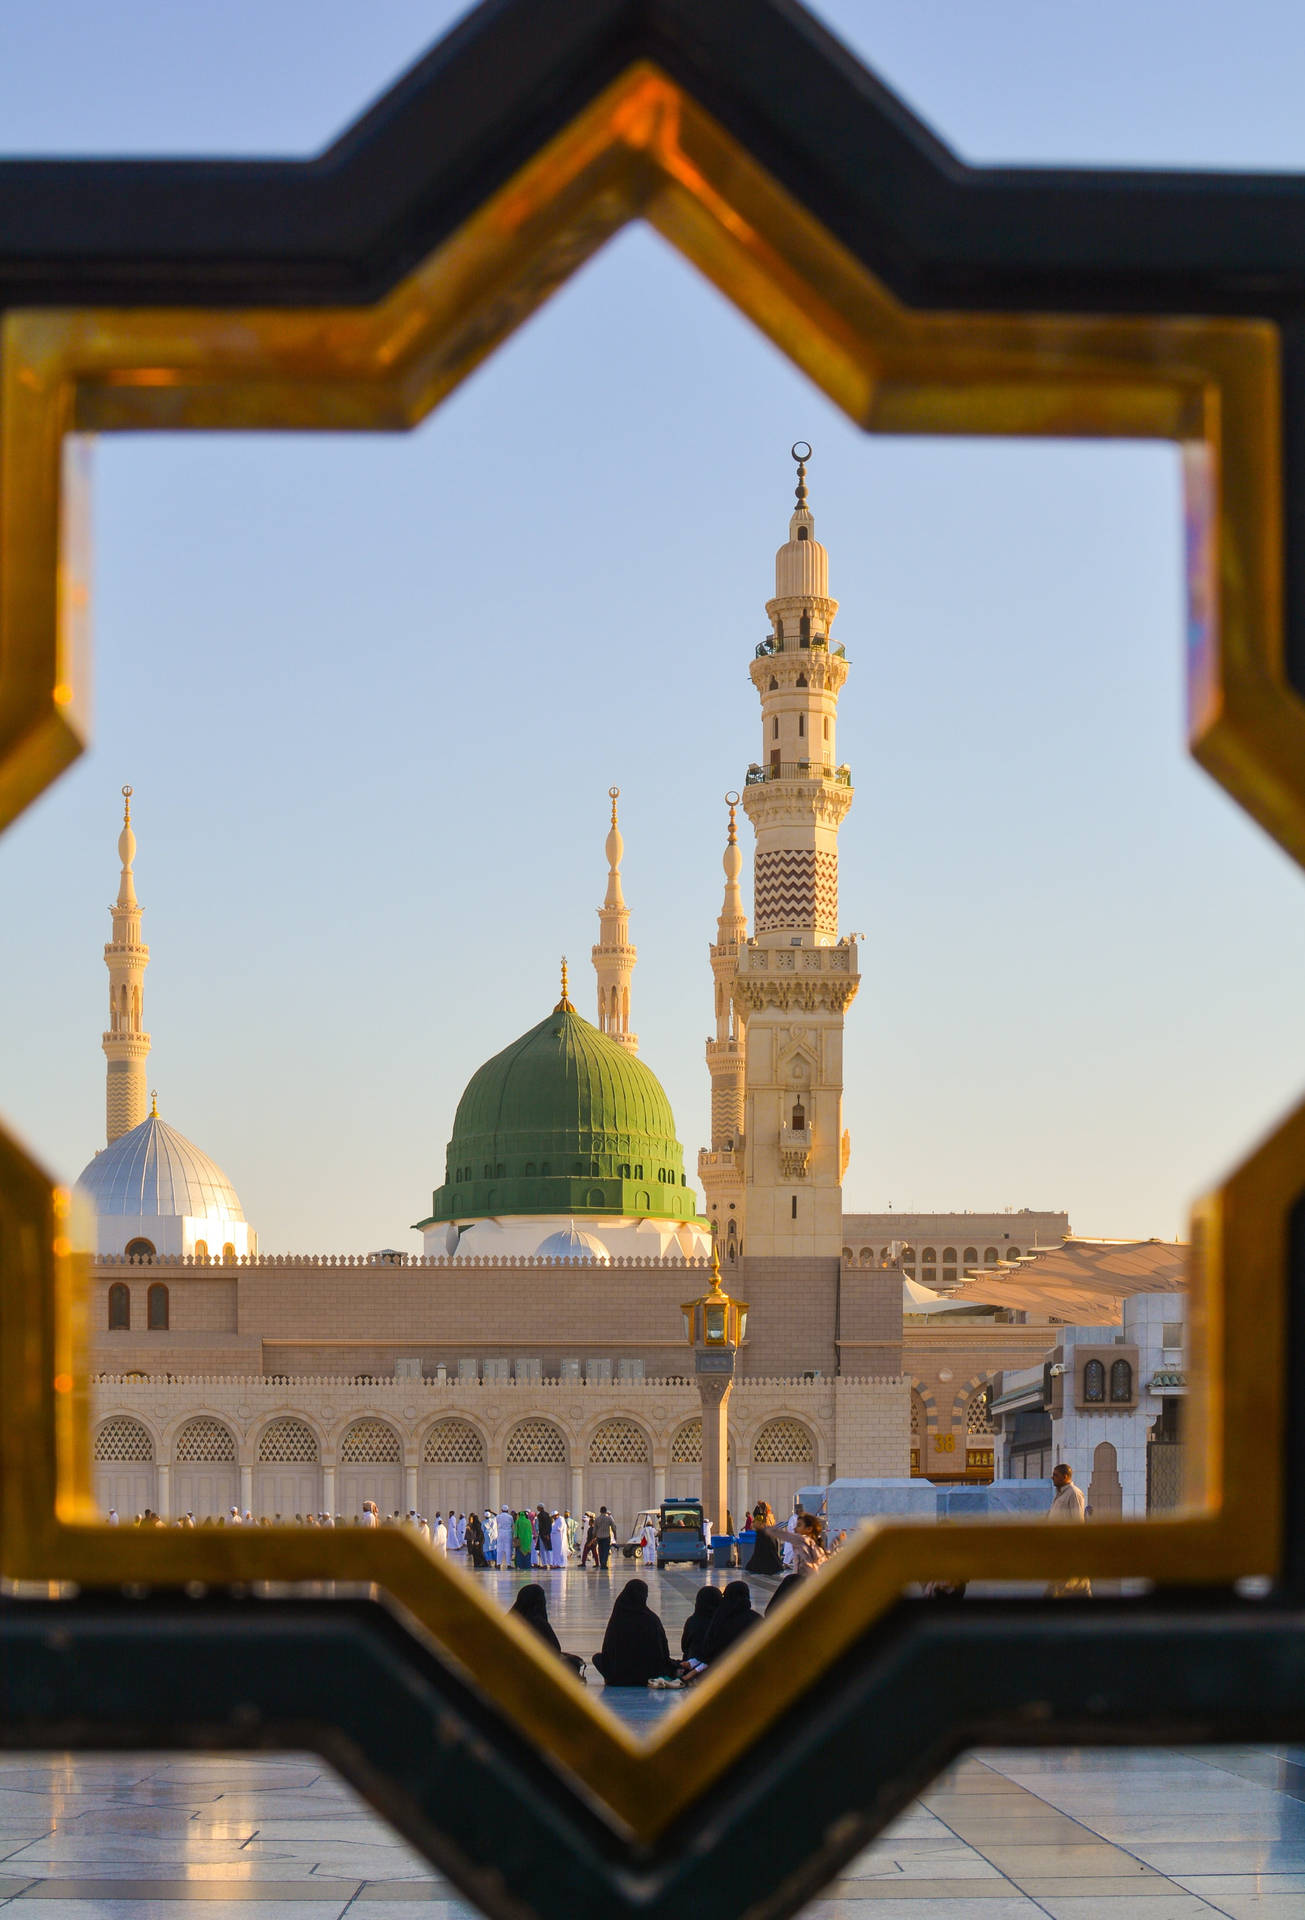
[682,1247,749,1534]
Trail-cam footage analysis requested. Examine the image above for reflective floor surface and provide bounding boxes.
[0,1569,1300,1917]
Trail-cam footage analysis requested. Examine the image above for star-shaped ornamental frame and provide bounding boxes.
[5,3,1305,1916]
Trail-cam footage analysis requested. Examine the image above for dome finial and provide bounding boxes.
[609,783,620,828]
[725,789,739,847]
[791,440,812,512]
[150,1088,158,1118]
[121,784,133,829]
[555,955,575,1013]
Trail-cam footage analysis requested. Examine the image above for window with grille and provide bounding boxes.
[424,1419,485,1464]
[340,1418,401,1463]
[910,1395,923,1436]
[175,1417,235,1462]
[1110,1358,1134,1403]
[753,1418,815,1464]
[107,1282,130,1330]
[671,1419,702,1464]
[505,1420,566,1464]
[258,1419,319,1463]
[94,1416,154,1462]
[966,1386,996,1436]
[1083,1359,1106,1403]
[588,1419,649,1464]
[147,1282,169,1330]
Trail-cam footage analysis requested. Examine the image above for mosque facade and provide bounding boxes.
[78,454,922,1523]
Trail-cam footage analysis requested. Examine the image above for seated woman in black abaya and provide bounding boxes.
[593,1580,676,1686]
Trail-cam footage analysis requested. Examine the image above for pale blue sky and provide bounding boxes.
[3,2,1305,1252]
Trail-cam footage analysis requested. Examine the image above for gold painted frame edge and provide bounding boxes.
[0,62,1294,1842]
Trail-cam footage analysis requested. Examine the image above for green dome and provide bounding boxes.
[417,1005,702,1228]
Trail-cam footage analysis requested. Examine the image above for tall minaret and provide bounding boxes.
[698,795,748,1263]
[592,785,638,1052]
[734,446,859,1260]
[102,784,151,1143]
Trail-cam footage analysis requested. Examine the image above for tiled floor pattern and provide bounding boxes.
[0,1572,1300,1915]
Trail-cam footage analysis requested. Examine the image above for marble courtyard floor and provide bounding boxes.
[0,1566,1301,1918]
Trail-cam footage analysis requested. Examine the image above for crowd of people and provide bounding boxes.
[103,1496,841,1572]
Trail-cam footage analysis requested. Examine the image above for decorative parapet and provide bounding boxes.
[92,1252,718,1271]
[91,1372,904,1390]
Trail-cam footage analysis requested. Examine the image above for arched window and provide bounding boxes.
[339,1418,401,1463]
[258,1419,319,1463]
[124,1237,155,1259]
[505,1420,566,1464]
[799,612,811,644]
[424,1419,484,1464]
[1083,1359,1106,1403]
[1008,1246,1021,1260]
[753,1418,815,1464]
[791,1100,805,1129]
[859,1246,873,1263]
[1110,1359,1134,1403]
[966,1384,996,1435]
[768,676,778,691]
[588,1419,649,1464]
[107,1282,130,1330]
[900,1244,916,1267]
[221,1242,237,1263]
[983,1247,999,1263]
[586,1187,605,1206]
[175,1417,235,1462]
[943,1247,957,1263]
[147,1282,169,1331]
[94,1416,153,1463]
[795,672,808,688]
[922,1247,937,1263]
[193,1239,208,1260]
[524,1161,536,1176]
[963,1246,978,1264]
[798,713,805,736]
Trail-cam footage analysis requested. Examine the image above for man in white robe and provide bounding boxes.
[498,1505,514,1566]
[550,1511,566,1569]
[483,1510,497,1563]
[434,1514,448,1554]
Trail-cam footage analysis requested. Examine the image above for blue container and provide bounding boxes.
[711,1536,737,1570]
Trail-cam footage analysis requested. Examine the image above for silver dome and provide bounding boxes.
[535,1224,609,1263]
[76,1112,245,1223]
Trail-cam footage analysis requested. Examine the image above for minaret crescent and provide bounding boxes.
[102,784,151,1143]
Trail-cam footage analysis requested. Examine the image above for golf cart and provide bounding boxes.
[655,1496,709,1568]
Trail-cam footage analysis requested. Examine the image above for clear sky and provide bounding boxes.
[4,1,1305,1253]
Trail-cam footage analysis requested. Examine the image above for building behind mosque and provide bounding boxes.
[78,454,1066,1527]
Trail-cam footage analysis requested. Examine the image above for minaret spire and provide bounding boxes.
[698,793,749,1262]
[102,784,151,1143]
[591,786,638,1052]
[732,444,859,1260]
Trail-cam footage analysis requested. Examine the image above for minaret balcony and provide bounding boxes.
[744,760,851,787]
[698,1147,742,1175]
[755,634,846,659]
[779,1126,812,1177]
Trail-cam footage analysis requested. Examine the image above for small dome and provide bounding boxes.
[76,1111,245,1224]
[536,1224,610,1264]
